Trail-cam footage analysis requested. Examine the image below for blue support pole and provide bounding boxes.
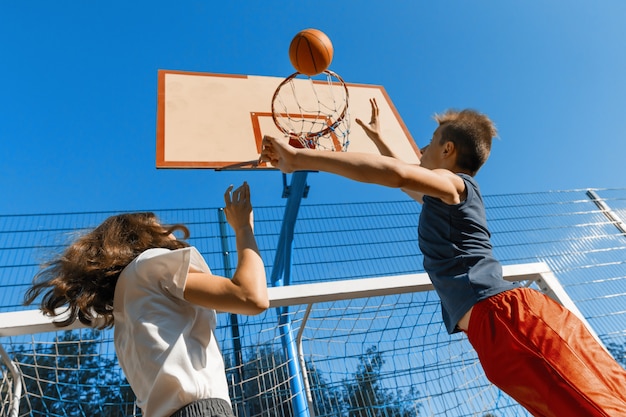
[270,171,310,417]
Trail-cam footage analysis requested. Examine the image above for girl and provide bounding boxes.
[24,182,268,417]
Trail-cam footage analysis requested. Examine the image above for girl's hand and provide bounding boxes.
[223,182,253,232]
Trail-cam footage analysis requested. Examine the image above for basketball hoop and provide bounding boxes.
[271,70,350,152]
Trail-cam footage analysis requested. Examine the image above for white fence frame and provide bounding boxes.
[0,262,603,417]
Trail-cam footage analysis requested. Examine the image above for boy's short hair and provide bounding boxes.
[434,109,497,176]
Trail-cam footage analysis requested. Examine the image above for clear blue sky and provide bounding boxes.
[2,1,626,215]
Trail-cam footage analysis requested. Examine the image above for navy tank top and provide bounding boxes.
[418,173,518,334]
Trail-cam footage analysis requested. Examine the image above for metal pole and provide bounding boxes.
[0,343,22,417]
[296,304,316,416]
[587,189,626,234]
[270,171,311,417]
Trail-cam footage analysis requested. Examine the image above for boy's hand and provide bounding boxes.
[355,98,382,143]
[355,98,403,161]
[260,135,299,173]
[224,182,254,232]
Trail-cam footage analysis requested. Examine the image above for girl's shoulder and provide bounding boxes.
[131,246,210,279]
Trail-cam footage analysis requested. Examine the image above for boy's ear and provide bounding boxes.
[442,141,455,157]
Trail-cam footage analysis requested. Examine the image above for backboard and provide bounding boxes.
[156,69,420,169]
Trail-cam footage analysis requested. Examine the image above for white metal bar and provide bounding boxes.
[0,262,551,337]
[295,304,316,417]
[0,342,21,417]
[535,270,607,351]
[268,262,548,308]
[0,309,83,337]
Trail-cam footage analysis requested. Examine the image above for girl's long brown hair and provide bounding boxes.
[24,212,190,329]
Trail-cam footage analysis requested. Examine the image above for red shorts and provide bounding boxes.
[466,287,626,417]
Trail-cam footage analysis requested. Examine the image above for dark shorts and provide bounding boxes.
[170,398,234,417]
[467,287,626,417]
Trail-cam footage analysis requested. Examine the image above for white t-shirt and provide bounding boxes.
[113,247,230,417]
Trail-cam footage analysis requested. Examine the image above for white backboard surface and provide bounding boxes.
[156,70,420,169]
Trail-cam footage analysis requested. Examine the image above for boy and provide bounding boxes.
[260,100,626,417]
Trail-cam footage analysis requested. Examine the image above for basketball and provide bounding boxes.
[289,29,333,76]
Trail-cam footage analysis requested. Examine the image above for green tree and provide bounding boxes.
[13,330,136,416]
[606,341,626,368]
[342,346,419,417]
[226,343,340,417]
[305,360,343,417]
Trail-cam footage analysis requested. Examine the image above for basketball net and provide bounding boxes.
[271,70,350,152]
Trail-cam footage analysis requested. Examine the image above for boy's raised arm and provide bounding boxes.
[355,98,423,162]
[260,135,464,205]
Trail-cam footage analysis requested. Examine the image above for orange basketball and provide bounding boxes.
[289,29,334,76]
